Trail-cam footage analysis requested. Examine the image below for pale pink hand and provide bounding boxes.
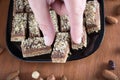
[64,0,86,44]
[28,0,86,45]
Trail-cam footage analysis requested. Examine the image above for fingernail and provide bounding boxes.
[74,37,82,44]
[44,36,52,46]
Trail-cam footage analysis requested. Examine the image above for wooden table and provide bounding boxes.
[0,0,120,80]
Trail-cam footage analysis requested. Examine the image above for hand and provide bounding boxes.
[28,0,86,46]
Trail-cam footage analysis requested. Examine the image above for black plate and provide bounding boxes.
[6,0,105,62]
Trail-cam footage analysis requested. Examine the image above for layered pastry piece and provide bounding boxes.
[21,37,52,57]
[51,32,70,63]
[60,15,70,32]
[14,0,24,13]
[11,13,27,42]
[28,13,41,38]
[72,27,87,50]
[49,10,59,32]
[85,0,100,34]
[24,0,32,12]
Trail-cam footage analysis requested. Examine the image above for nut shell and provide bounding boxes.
[6,70,20,80]
[102,70,119,80]
[47,74,55,80]
[105,16,118,24]
[61,75,67,80]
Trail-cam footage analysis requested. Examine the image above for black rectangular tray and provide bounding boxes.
[6,0,105,62]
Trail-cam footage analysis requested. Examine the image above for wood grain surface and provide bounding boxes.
[0,0,120,80]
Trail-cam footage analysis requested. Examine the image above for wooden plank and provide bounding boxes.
[0,0,120,80]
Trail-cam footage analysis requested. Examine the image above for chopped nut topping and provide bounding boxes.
[11,13,27,41]
[53,41,68,54]
[14,0,24,12]
[24,0,32,12]
[49,10,59,32]
[85,1,97,25]
[85,1,100,34]
[60,15,70,32]
[21,37,52,57]
[12,13,27,35]
[56,33,70,42]
[28,13,40,38]
[53,33,70,54]
[21,37,46,50]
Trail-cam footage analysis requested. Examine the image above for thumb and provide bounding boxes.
[64,0,86,44]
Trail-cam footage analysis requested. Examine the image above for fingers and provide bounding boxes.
[64,0,86,44]
[51,0,67,15]
[28,0,55,46]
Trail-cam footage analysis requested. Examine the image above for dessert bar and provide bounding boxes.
[60,15,70,32]
[11,13,27,42]
[85,1,100,34]
[24,0,32,12]
[49,10,59,32]
[72,27,87,50]
[51,32,70,63]
[21,37,52,57]
[14,0,24,13]
[28,13,41,38]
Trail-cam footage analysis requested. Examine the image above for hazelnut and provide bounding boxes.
[32,71,40,79]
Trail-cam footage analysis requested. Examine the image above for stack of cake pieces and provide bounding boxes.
[11,13,27,42]
[13,0,32,13]
[21,37,52,57]
[51,32,70,63]
[11,0,101,63]
[85,0,100,34]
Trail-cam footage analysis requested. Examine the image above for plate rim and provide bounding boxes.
[6,0,105,63]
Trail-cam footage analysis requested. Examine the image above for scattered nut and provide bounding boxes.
[102,70,119,80]
[47,74,55,80]
[39,77,44,80]
[6,70,20,80]
[108,60,115,70]
[61,75,67,80]
[12,76,20,80]
[32,71,40,79]
[105,16,118,24]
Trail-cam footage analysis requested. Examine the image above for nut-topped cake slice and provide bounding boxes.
[24,0,32,12]
[85,0,100,34]
[51,32,70,63]
[11,13,27,42]
[14,0,24,13]
[28,13,41,38]
[49,10,59,32]
[60,15,70,32]
[72,27,87,50]
[21,37,52,57]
